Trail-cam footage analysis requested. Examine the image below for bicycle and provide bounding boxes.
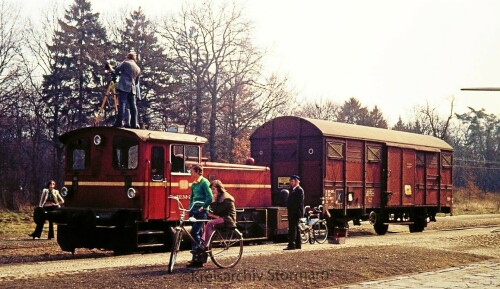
[167,195,243,273]
[299,205,328,244]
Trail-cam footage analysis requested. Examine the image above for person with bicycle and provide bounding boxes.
[202,180,237,246]
[284,175,304,250]
[187,165,213,268]
[167,179,242,272]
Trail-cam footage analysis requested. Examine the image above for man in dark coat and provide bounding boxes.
[109,52,141,128]
[284,175,304,250]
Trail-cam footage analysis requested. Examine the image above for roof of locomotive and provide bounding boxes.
[251,116,453,151]
[59,126,208,144]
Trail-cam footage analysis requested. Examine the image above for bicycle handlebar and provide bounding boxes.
[168,195,205,212]
[304,205,323,217]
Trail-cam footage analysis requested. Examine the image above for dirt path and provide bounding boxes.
[1,214,499,288]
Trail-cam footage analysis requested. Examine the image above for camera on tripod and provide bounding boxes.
[104,60,117,82]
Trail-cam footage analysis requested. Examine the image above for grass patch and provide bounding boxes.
[0,209,35,236]
[453,189,500,215]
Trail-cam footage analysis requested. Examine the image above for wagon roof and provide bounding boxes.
[59,126,208,144]
[252,116,452,151]
[305,117,453,150]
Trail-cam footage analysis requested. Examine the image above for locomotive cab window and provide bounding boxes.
[67,138,90,170]
[151,146,164,181]
[113,136,138,169]
[171,144,200,174]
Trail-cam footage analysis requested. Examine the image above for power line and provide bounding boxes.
[454,157,500,166]
[453,165,500,170]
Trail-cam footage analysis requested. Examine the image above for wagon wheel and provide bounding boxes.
[374,223,389,235]
[368,211,377,225]
[409,217,426,233]
[369,211,389,235]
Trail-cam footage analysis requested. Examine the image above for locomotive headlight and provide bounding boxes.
[60,186,68,197]
[127,187,136,199]
[93,134,102,146]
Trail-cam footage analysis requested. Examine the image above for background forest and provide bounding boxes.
[0,0,498,209]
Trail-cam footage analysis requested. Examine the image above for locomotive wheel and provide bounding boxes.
[373,223,389,235]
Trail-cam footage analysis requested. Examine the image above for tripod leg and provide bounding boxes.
[95,83,114,126]
[112,88,118,113]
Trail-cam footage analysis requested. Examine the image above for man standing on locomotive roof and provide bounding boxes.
[284,175,304,250]
[108,51,141,128]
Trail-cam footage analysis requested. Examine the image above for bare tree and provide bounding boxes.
[0,0,40,209]
[297,99,339,121]
[417,98,455,141]
[161,0,291,161]
[219,72,293,162]
[0,0,24,105]
[160,4,210,136]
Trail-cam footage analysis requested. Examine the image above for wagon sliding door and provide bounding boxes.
[385,147,416,207]
[424,152,439,206]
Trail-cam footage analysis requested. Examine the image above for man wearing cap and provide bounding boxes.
[284,175,304,250]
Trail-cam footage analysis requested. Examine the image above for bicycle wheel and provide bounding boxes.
[208,228,243,268]
[312,220,328,244]
[168,230,182,273]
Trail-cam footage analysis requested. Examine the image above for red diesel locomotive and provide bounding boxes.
[55,126,273,253]
[52,116,452,253]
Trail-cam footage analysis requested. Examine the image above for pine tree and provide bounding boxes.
[42,0,110,133]
[38,0,110,184]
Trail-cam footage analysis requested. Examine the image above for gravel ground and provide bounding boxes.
[0,214,499,288]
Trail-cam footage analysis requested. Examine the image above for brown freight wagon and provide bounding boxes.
[250,116,453,234]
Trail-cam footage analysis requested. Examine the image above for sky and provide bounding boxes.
[18,0,500,125]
